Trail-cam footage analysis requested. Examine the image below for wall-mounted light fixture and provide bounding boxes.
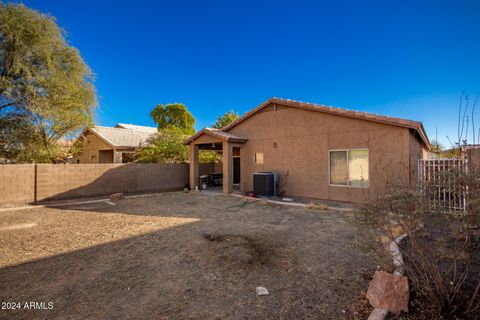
[273,142,278,148]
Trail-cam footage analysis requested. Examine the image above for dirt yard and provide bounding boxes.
[0,192,376,319]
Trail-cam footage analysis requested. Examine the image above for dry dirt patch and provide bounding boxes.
[0,192,376,319]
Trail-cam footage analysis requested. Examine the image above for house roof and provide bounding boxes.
[184,128,247,145]
[88,125,156,148]
[115,123,158,133]
[115,123,158,132]
[221,97,431,150]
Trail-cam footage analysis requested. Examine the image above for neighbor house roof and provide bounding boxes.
[88,125,156,149]
[115,123,158,132]
[184,128,247,145]
[221,97,431,150]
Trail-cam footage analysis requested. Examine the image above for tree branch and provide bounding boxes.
[0,102,15,110]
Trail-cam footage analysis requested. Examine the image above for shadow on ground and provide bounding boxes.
[0,192,376,319]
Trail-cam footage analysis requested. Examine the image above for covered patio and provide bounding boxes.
[184,128,247,194]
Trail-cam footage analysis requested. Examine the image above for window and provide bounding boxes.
[254,152,264,164]
[329,150,369,188]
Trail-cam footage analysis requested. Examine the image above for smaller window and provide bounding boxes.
[255,152,264,164]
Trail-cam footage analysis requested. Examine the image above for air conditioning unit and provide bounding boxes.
[253,172,277,197]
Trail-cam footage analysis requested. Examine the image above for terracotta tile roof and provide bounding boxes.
[222,97,431,150]
[89,126,156,148]
[184,128,247,144]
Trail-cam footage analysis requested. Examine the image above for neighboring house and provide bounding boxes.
[185,98,431,203]
[74,123,157,163]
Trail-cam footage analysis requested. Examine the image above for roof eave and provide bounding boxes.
[86,128,116,148]
[223,97,431,150]
[184,129,247,145]
[226,137,248,143]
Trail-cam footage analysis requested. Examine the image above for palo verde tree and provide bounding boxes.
[0,3,96,162]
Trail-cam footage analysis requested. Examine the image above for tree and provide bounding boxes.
[195,111,240,164]
[430,139,444,152]
[135,127,189,163]
[0,110,40,162]
[150,103,195,135]
[212,110,239,129]
[0,3,96,162]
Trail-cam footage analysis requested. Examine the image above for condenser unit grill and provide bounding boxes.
[253,172,276,197]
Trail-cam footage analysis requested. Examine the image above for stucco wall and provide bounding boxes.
[227,105,419,202]
[408,130,427,185]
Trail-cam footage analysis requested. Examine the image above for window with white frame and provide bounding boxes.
[329,149,369,187]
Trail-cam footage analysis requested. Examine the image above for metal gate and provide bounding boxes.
[418,158,468,212]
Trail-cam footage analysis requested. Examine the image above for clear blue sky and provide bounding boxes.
[20,0,480,147]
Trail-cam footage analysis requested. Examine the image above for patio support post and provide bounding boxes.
[189,144,199,190]
[223,142,233,194]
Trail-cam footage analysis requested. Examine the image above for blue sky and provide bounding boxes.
[20,0,480,147]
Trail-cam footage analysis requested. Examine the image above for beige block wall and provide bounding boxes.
[36,164,129,201]
[130,163,189,193]
[198,162,223,175]
[0,164,35,204]
[0,163,189,204]
[227,106,414,202]
[199,163,214,176]
[36,163,189,201]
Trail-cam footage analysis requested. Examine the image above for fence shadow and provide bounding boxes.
[0,192,374,320]
[0,163,221,205]
[35,163,190,203]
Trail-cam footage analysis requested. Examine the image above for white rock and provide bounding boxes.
[256,286,269,296]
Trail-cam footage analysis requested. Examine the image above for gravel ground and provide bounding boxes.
[0,192,376,319]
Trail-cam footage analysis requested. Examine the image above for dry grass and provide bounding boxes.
[0,192,376,319]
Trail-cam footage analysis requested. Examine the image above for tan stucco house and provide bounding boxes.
[74,123,157,164]
[185,98,430,203]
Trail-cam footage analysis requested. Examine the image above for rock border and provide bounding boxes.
[367,232,408,320]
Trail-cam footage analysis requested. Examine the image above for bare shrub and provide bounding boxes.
[354,170,480,318]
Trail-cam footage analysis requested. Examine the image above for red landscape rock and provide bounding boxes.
[366,271,409,315]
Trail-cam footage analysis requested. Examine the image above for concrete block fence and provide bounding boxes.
[0,163,213,205]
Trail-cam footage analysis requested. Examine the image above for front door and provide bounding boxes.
[233,157,240,184]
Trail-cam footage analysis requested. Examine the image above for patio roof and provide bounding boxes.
[184,128,247,145]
